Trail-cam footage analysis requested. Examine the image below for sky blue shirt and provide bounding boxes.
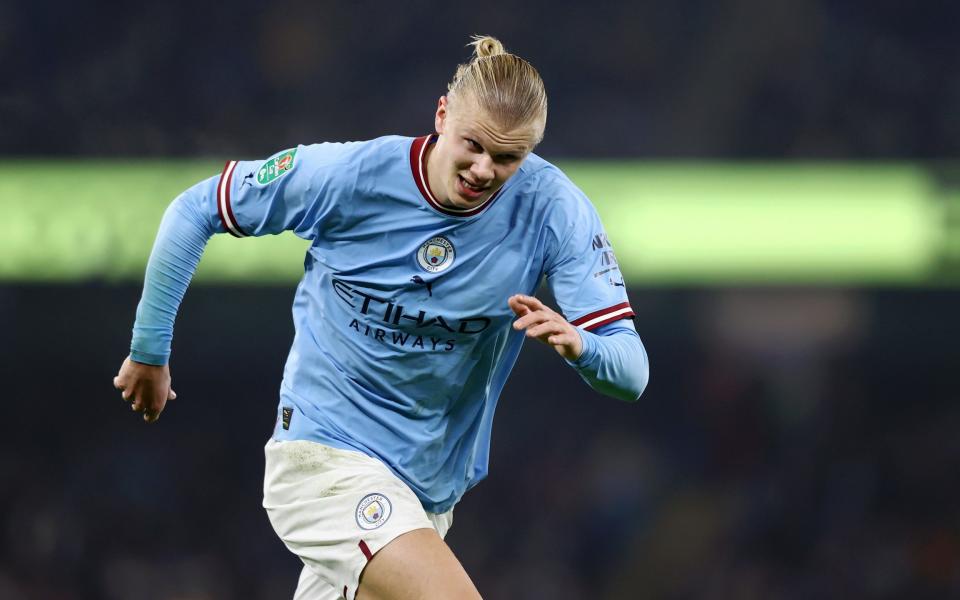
[131,135,648,512]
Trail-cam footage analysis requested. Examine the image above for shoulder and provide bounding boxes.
[513,153,597,225]
[290,135,414,185]
[296,135,407,166]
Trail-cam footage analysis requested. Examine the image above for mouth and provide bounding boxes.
[457,175,489,200]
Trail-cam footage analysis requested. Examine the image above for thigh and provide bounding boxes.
[357,528,481,600]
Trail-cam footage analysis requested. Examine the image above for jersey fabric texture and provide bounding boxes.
[131,135,648,513]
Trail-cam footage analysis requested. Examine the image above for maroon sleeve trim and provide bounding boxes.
[570,302,635,331]
[216,160,248,238]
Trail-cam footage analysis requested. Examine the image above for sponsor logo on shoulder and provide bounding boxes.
[356,493,392,530]
[592,230,622,279]
[257,148,297,185]
[417,236,455,273]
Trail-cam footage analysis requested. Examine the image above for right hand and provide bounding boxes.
[113,356,177,423]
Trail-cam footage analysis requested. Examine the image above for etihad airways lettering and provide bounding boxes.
[348,319,456,352]
[332,279,491,334]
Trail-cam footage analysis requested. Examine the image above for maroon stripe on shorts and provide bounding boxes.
[359,539,373,561]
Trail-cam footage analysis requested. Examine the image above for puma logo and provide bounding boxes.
[410,275,433,297]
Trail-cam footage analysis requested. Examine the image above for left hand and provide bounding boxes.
[508,294,583,361]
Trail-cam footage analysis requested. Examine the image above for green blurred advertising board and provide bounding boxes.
[0,160,955,285]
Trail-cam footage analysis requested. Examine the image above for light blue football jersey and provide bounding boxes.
[213,135,634,512]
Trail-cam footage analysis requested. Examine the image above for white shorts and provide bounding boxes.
[263,439,453,600]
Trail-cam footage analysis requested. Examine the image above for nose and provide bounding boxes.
[470,154,495,183]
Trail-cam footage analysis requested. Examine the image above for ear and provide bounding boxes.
[434,96,449,135]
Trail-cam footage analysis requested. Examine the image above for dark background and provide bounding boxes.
[3,1,959,158]
[2,1,960,598]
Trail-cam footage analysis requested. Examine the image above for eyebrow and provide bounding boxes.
[466,133,528,157]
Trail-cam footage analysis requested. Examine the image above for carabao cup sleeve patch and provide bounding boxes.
[213,143,350,240]
[256,148,298,185]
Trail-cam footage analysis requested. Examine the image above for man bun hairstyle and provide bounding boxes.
[447,35,548,144]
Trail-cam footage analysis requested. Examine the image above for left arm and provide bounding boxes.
[509,294,648,402]
[526,170,649,402]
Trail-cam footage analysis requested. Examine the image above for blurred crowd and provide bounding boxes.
[2,0,958,158]
[1,286,957,599]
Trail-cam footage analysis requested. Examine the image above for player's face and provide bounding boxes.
[428,95,541,210]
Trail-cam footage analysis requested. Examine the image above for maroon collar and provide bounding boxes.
[409,134,502,218]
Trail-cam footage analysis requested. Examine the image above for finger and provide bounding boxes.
[507,295,531,317]
[513,311,552,331]
[113,376,123,390]
[526,321,566,339]
[121,389,133,401]
[512,294,547,311]
[143,411,159,423]
[168,388,177,401]
[513,302,563,329]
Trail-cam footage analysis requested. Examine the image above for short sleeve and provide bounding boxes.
[215,143,351,240]
[543,180,635,331]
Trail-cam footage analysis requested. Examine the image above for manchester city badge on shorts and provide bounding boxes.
[416,236,455,273]
[355,493,392,530]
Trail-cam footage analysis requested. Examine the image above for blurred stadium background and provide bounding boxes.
[2,1,959,598]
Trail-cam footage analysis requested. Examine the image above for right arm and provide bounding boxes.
[114,177,221,421]
[114,145,340,422]
[132,181,221,366]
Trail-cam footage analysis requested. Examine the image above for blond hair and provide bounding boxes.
[447,35,548,143]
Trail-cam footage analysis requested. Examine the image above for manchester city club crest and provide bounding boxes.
[416,236,455,273]
[355,493,392,530]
